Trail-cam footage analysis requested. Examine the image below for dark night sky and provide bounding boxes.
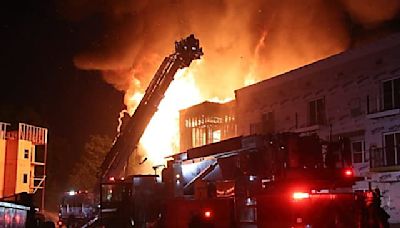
[1,1,124,207]
[1,1,124,145]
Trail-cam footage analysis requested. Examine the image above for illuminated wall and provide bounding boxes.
[15,140,34,194]
[3,139,33,196]
[0,123,7,198]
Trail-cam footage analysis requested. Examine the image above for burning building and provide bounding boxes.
[168,31,400,223]
[234,33,400,223]
[0,122,47,209]
[179,101,237,151]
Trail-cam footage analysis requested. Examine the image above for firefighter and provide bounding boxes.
[364,188,390,228]
[373,188,390,228]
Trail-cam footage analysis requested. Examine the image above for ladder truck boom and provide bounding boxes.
[100,34,203,180]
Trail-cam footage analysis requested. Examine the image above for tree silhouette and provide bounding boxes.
[68,134,112,190]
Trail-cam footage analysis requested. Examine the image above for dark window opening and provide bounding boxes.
[308,98,326,125]
[250,123,258,135]
[384,132,400,166]
[24,149,29,159]
[351,141,364,163]
[261,112,274,134]
[23,174,28,184]
[383,78,400,110]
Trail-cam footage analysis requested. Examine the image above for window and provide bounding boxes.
[261,112,274,134]
[239,198,257,223]
[351,141,365,163]
[212,130,221,143]
[24,149,29,159]
[101,184,127,203]
[384,132,400,166]
[383,78,400,110]
[250,123,258,135]
[308,98,326,125]
[23,174,28,184]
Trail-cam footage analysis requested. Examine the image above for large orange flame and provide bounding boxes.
[125,60,230,168]
[141,66,203,165]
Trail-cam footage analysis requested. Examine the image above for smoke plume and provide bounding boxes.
[55,0,400,173]
[60,0,400,101]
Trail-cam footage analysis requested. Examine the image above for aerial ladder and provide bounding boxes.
[99,34,203,181]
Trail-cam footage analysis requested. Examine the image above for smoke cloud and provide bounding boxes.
[340,0,400,29]
[60,0,400,101]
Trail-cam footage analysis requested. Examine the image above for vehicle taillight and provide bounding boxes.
[5,214,11,224]
[344,168,353,177]
[15,214,20,224]
[204,210,212,219]
[293,192,310,200]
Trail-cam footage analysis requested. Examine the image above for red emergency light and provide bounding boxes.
[109,177,115,181]
[293,192,310,200]
[344,168,353,177]
[204,210,212,219]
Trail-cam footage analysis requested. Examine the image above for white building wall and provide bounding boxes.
[235,33,400,222]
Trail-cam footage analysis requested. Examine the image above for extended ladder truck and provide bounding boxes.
[95,34,203,227]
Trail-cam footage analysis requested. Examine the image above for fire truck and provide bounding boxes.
[98,133,389,228]
[160,133,390,228]
[57,190,96,227]
[91,34,388,227]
